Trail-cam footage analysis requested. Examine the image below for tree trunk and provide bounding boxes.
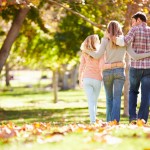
[5,62,10,87]
[60,65,69,90]
[0,7,30,73]
[62,72,69,90]
[53,70,58,103]
[123,1,139,116]
[70,65,78,89]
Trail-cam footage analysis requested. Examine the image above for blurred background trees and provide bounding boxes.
[0,0,150,108]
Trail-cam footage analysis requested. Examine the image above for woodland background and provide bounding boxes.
[0,1,150,150]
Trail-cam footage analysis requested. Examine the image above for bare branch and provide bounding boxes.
[48,0,101,28]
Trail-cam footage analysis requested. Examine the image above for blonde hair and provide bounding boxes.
[80,34,100,51]
[107,20,123,48]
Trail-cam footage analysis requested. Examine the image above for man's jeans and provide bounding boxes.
[129,67,150,122]
[103,68,125,122]
[83,78,101,123]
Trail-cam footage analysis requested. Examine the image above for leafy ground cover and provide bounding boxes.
[0,87,150,150]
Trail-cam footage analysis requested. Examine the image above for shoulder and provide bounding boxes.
[82,52,90,58]
[145,25,150,31]
[127,25,143,36]
[132,24,150,33]
[131,23,148,31]
[129,26,138,33]
[81,52,87,56]
[101,37,109,44]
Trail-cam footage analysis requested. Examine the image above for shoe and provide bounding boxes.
[129,120,137,125]
[96,119,107,127]
[90,122,97,126]
[136,119,146,127]
[108,120,119,126]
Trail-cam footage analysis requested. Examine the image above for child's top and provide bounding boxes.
[79,52,104,81]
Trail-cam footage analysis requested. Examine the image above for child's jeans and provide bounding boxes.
[83,78,101,123]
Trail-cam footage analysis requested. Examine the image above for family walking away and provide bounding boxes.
[79,11,150,125]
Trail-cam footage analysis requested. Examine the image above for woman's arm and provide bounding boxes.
[127,44,150,60]
[83,38,107,59]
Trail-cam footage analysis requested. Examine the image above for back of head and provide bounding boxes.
[107,20,123,38]
[107,20,123,48]
[80,34,100,51]
[132,11,147,22]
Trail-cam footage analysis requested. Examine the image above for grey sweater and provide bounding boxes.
[86,37,150,63]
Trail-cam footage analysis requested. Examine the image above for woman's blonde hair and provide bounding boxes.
[107,20,123,48]
[80,34,100,51]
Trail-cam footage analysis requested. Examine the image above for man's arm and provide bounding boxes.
[115,27,136,46]
[124,27,136,45]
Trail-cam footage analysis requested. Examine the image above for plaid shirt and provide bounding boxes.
[124,22,150,69]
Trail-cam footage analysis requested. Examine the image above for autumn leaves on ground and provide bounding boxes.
[0,88,150,150]
[1,120,150,150]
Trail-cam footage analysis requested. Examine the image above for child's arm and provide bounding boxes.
[78,53,86,87]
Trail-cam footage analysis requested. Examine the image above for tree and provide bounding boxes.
[0,0,43,73]
[0,7,29,73]
[0,0,150,105]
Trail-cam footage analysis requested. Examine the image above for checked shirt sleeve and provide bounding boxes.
[124,27,136,45]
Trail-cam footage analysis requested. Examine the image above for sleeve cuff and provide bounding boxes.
[116,36,125,46]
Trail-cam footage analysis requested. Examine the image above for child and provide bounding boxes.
[78,34,104,124]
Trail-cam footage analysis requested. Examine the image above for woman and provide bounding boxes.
[78,34,104,124]
[83,20,150,124]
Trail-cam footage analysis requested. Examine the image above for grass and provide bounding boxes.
[0,86,150,150]
[0,86,107,125]
[0,86,128,125]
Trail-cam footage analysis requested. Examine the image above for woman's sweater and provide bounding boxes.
[86,37,150,63]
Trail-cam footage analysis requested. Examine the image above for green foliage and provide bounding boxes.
[1,5,18,21]
[27,7,48,33]
[54,13,94,58]
[1,0,150,71]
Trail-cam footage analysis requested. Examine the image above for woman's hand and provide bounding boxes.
[104,31,110,38]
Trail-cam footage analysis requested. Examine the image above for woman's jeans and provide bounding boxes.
[83,78,101,123]
[103,68,125,122]
[129,67,150,123]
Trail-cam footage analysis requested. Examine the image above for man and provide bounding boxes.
[116,12,150,124]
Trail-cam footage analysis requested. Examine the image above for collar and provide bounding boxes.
[141,22,147,26]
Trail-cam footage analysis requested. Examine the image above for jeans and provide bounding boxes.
[83,78,101,123]
[129,67,150,122]
[103,68,125,122]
